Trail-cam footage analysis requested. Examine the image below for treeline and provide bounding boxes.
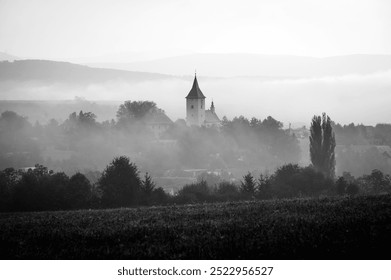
[0,101,300,175]
[178,165,391,204]
[0,157,170,212]
[1,156,390,212]
[333,122,391,176]
[334,122,391,146]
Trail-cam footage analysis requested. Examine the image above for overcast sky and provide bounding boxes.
[1,0,391,60]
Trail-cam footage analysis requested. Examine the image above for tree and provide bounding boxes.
[240,172,256,197]
[97,156,142,207]
[310,113,336,178]
[142,172,156,195]
[267,164,331,198]
[0,111,30,131]
[257,174,272,199]
[116,100,158,124]
[0,168,19,211]
[66,173,93,209]
[11,164,65,211]
[361,169,391,194]
[176,180,211,204]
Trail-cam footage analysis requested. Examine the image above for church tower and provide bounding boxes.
[186,74,206,126]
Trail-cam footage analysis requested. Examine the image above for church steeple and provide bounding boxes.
[210,101,215,113]
[186,73,206,126]
[186,74,206,99]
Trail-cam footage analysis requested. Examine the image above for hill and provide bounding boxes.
[0,60,175,84]
[87,53,391,77]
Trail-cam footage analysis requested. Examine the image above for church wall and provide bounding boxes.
[186,98,205,126]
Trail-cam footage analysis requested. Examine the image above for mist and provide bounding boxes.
[1,69,391,126]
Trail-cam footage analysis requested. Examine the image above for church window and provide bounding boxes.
[191,105,194,109]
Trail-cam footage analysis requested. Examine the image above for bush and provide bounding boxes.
[216,181,240,201]
[176,180,213,204]
[268,164,333,198]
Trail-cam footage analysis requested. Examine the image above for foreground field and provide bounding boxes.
[1,195,391,259]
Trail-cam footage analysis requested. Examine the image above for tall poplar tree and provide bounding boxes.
[310,113,336,178]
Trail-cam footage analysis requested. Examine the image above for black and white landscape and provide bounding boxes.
[1,0,391,260]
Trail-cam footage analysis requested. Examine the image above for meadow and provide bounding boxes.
[1,194,391,259]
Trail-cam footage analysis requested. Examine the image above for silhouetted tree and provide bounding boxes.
[140,172,156,205]
[40,172,69,210]
[142,172,155,195]
[310,113,336,178]
[97,156,142,207]
[0,168,18,211]
[240,172,256,197]
[269,164,332,198]
[12,171,40,211]
[11,164,65,211]
[66,172,93,209]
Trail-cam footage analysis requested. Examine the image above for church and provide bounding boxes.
[146,74,221,138]
[185,74,221,127]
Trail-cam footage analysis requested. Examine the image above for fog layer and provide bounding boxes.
[1,70,390,126]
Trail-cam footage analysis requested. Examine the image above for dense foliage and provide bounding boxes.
[1,158,391,212]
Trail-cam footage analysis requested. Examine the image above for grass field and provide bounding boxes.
[1,194,391,259]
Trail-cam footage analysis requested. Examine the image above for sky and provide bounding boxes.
[1,0,391,126]
[1,0,391,60]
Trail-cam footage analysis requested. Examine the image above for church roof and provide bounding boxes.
[205,109,221,124]
[144,110,173,125]
[186,76,206,99]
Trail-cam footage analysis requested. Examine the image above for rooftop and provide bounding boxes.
[186,75,206,99]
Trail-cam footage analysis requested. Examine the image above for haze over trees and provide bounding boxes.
[0,102,301,179]
[1,101,391,212]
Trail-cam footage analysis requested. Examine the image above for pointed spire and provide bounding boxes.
[186,73,206,99]
[210,100,215,113]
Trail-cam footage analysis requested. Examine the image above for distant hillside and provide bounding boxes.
[87,53,391,77]
[0,52,19,61]
[0,60,175,84]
